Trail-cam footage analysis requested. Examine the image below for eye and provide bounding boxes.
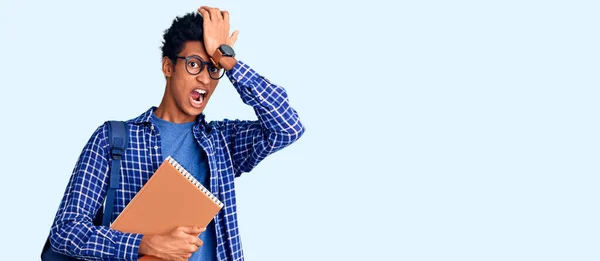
[189,61,199,68]
[209,66,219,73]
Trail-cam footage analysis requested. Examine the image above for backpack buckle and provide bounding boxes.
[110,137,125,159]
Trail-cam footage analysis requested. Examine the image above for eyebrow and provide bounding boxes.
[187,54,209,59]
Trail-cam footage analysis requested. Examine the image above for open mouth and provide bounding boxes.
[190,89,207,108]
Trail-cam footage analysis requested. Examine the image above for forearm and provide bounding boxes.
[223,60,305,175]
[50,215,143,260]
[226,60,305,138]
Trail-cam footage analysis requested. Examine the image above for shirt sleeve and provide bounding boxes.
[219,60,306,177]
[48,123,143,261]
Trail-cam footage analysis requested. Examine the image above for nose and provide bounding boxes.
[195,67,211,84]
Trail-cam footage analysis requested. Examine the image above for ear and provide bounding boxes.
[162,56,173,77]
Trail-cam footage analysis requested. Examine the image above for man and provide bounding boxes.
[48,6,305,261]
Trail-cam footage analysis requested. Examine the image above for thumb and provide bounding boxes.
[180,226,206,235]
[229,30,240,46]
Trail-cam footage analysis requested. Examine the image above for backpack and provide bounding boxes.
[40,121,129,260]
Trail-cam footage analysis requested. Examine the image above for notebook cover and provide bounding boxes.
[110,156,224,260]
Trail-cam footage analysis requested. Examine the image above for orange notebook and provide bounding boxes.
[110,156,224,260]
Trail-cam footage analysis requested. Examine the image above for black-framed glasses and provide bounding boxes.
[176,55,225,80]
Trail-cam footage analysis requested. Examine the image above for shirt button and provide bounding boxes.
[154,146,158,150]
[150,125,154,130]
[237,76,242,81]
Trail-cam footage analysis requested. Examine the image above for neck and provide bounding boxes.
[154,83,196,124]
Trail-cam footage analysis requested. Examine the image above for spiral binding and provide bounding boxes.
[166,156,224,208]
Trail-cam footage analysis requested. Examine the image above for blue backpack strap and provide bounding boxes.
[103,121,129,227]
[40,121,129,261]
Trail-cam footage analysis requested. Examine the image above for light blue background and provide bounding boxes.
[0,0,598,260]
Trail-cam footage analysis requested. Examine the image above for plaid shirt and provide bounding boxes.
[48,60,305,261]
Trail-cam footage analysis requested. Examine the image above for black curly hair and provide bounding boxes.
[160,12,204,66]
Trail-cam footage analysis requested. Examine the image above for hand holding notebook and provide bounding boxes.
[138,226,205,260]
[109,156,224,260]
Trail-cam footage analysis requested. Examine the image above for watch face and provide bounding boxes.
[219,44,235,57]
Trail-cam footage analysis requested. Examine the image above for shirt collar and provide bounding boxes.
[131,106,207,127]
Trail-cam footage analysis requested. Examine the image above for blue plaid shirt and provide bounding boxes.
[48,60,305,261]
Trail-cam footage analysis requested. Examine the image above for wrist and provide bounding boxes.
[139,234,160,258]
[210,44,236,70]
[220,56,237,71]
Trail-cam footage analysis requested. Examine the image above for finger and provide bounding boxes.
[188,244,199,253]
[210,8,222,20]
[180,226,205,235]
[197,226,206,234]
[187,234,203,247]
[199,6,211,13]
[222,11,229,22]
[230,30,240,45]
[188,237,204,247]
[198,8,210,20]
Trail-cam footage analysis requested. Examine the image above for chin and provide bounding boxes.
[190,101,210,114]
[186,107,205,116]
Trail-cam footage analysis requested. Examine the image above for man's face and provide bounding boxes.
[163,41,221,119]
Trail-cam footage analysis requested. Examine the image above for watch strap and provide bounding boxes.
[210,48,224,69]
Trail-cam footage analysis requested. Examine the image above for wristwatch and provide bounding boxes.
[210,44,236,69]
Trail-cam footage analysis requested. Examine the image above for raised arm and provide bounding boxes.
[218,61,305,177]
[198,6,305,177]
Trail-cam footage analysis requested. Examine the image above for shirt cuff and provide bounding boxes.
[113,232,143,260]
[226,60,259,91]
[225,60,277,109]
